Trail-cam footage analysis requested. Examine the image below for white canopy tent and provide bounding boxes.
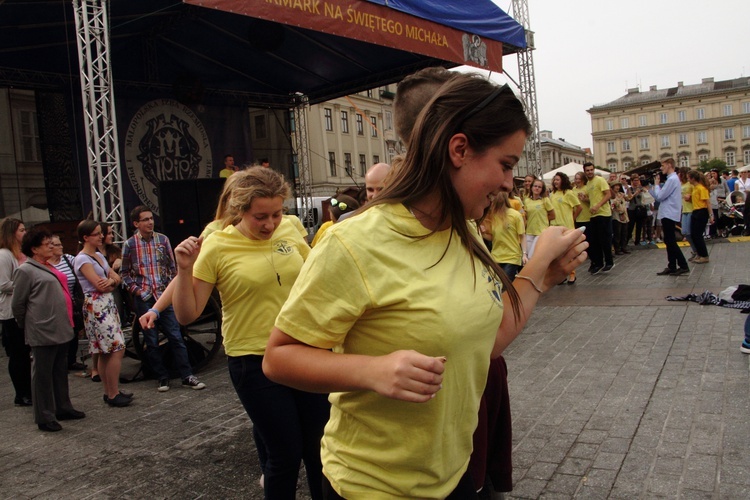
[542,162,609,181]
[7,206,50,227]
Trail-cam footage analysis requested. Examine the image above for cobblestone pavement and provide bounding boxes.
[0,238,748,499]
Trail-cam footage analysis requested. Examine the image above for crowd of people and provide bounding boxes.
[3,65,749,499]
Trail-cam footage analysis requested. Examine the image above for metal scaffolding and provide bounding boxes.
[72,0,127,242]
[512,0,542,179]
[292,95,314,233]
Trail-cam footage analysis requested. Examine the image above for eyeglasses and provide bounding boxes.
[51,243,63,247]
[330,198,348,211]
[138,216,154,222]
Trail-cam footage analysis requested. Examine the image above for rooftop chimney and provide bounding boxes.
[702,77,714,84]
[677,81,684,87]
[627,87,639,94]
[649,85,657,91]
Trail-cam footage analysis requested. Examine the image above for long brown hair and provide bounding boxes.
[0,217,24,260]
[371,73,531,321]
[221,167,290,229]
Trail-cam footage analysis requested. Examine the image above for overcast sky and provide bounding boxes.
[471,0,748,151]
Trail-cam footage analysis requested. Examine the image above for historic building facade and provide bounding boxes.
[538,130,592,173]
[588,77,750,172]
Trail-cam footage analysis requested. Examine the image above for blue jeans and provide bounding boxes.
[500,263,521,281]
[134,297,192,380]
[228,355,330,500]
[681,212,696,254]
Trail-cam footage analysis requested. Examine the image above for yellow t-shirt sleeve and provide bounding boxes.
[193,234,219,285]
[276,231,370,349]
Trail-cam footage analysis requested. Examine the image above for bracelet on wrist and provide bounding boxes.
[515,274,543,294]
[147,308,160,320]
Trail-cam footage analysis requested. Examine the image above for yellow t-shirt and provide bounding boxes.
[692,184,709,210]
[681,182,694,213]
[219,168,233,178]
[275,203,504,499]
[549,190,581,229]
[310,220,334,248]
[523,197,553,235]
[490,209,525,265]
[284,214,308,239]
[572,187,590,223]
[585,176,612,218]
[193,224,309,357]
[509,196,523,212]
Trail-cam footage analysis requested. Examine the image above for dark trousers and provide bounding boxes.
[133,297,192,380]
[690,208,709,258]
[31,343,75,424]
[626,209,637,242]
[1,318,31,400]
[587,215,613,267]
[661,218,688,270]
[228,355,330,500]
[500,263,521,281]
[322,471,479,499]
[612,220,629,252]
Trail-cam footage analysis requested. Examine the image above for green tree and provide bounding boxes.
[698,158,727,173]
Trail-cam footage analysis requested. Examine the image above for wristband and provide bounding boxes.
[147,308,160,320]
[515,274,543,294]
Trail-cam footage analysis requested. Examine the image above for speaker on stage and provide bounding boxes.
[158,178,226,243]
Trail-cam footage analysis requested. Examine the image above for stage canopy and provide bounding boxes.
[0,0,525,107]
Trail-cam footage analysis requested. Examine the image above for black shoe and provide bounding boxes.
[68,362,86,371]
[38,421,63,432]
[14,396,32,407]
[91,375,101,382]
[119,390,134,399]
[601,263,615,273]
[105,394,132,407]
[622,248,631,254]
[673,268,690,276]
[590,266,603,275]
[56,409,86,420]
[656,268,676,275]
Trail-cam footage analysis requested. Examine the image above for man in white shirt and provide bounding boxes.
[649,159,689,275]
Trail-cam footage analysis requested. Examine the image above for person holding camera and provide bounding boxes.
[649,159,689,276]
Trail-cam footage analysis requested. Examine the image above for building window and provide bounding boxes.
[641,159,650,165]
[661,135,670,147]
[743,125,750,139]
[744,149,750,166]
[606,141,615,153]
[678,133,688,146]
[622,139,631,151]
[620,117,629,129]
[344,153,352,175]
[359,154,367,176]
[328,152,336,176]
[697,131,707,143]
[726,150,736,167]
[623,161,631,169]
[660,112,668,124]
[16,109,41,162]
[366,89,374,98]
[743,102,750,114]
[385,111,393,130]
[373,155,380,164]
[605,119,614,131]
[370,116,378,137]
[638,115,647,127]
[356,114,364,135]
[723,104,733,116]
[639,137,649,150]
[679,157,689,168]
[341,111,349,133]
[696,108,705,120]
[677,110,686,122]
[253,115,266,139]
[608,162,617,170]
[698,153,708,163]
[725,128,735,140]
[324,108,333,131]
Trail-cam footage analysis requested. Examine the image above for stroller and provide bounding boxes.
[718,193,745,237]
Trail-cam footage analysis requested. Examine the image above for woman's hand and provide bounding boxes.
[368,350,446,403]
[174,236,203,271]
[530,226,588,291]
[139,310,157,330]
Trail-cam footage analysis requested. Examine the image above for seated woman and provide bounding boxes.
[12,227,86,431]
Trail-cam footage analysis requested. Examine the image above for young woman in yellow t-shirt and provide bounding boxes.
[522,178,555,259]
[171,167,330,499]
[487,192,527,280]
[688,170,711,263]
[550,172,581,283]
[262,75,588,499]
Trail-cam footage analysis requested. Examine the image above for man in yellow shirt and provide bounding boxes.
[219,154,238,178]
[582,162,613,274]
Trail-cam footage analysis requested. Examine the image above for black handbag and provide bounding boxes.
[634,205,648,218]
[62,255,86,332]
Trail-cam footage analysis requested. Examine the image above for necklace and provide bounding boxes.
[262,245,281,286]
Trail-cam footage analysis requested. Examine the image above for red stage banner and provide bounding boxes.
[185,0,504,73]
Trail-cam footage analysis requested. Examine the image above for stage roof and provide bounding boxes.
[0,0,525,107]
